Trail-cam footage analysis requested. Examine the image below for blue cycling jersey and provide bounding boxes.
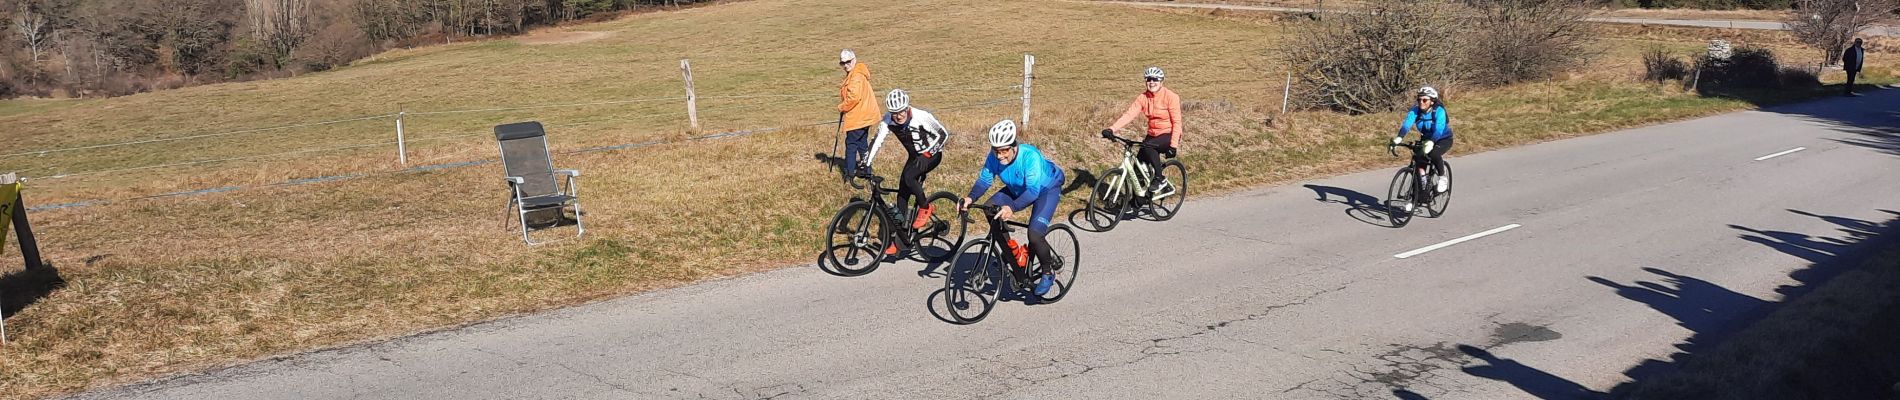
[968,143,1065,210]
[1397,106,1452,141]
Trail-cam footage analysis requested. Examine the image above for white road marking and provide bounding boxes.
[1395,224,1523,259]
[1754,147,1806,161]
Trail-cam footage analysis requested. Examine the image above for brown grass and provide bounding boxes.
[0,1,1897,399]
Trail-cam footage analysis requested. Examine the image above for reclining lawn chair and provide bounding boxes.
[496,121,584,245]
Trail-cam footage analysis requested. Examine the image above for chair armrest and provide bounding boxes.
[504,177,525,185]
[555,169,580,177]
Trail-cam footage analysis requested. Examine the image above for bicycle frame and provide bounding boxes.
[1098,136,1175,205]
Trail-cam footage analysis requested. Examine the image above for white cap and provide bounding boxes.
[840,49,856,63]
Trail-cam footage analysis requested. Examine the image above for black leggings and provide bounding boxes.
[898,153,940,214]
[1139,133,1174,183]
[1425,137,1453,176]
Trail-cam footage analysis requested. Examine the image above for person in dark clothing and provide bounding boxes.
[1843,38,1866,97]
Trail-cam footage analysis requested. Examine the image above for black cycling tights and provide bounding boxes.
[898,153,941,215]
[1425,137,1453,177]
[1138,134,1173,183]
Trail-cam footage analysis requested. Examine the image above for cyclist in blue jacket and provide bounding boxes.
[961,119,1067,295]
[1393,86,1453,194]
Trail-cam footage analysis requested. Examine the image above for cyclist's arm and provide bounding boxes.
[865,122,890,166]
[1007,150,1050,210]
[1108,95,1147,132]
[967,161,997,200]
[1395,108,1419,139]
[924,113,951,154]
[1167,92,1182,148]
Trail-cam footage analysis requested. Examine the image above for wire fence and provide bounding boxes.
[16,75,1031,212]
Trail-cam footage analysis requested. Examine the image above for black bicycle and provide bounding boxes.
[1384,140,1453,227]
[823,172,967,276]
[940,203,1081,324]
[1082,133,1188,232]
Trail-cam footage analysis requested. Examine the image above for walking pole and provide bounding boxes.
[830,112,844,172]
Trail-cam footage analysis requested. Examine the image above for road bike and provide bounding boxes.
[1384,140,1453,227]
[822,172,966,276]
[940,203,1081,324]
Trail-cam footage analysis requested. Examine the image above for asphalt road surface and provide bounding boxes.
[75,89,1900,399]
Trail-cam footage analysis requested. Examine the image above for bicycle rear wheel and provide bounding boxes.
[1084,168,1129,232]
[909,192,968,263]
[1385,168,1416,228]
[1032,224,1081,303]
[1146,160,1188,221]
[824,202,888,276]
[1426,163,1452,218]
[942,239,999,324]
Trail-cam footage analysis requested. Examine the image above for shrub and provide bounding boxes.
[1460,0,1597,85]
[1284,1,1468,114]
[1643,47,1691,82]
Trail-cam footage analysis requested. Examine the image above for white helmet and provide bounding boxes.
[1144,66,1165,80]
[987,119,1018,148]
[840,49,856,63]
[885,89,910,113]
[1418,86,1439,100]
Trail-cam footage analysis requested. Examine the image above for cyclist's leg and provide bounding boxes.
[1427,137,1454,176]
[1138,135,1167,184]
[1025,187,1063,268]
[900,154,940,212]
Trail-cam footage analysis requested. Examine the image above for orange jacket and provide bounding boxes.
[1109,87,1183,147]
[837,62,878,131]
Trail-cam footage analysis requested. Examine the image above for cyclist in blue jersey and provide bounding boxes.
[961,119,1067,295]
[1393,86,1453,195]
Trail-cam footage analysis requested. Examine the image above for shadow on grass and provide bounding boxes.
[1450,209,1900,400]
[1,264,64,319]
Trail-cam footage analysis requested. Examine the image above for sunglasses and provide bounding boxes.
[1145,78,1161,82]
[993,145,1017,153]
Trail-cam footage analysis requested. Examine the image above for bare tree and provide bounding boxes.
[1788,0,1900,66]
[1461,0,1597,85]
[13,2,53,62]
[1285,1,1469,114]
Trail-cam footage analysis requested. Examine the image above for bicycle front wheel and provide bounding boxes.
[1146,160,1188,221]
[1385,168,1416,228]
[824,201,888,276]
[1426,163,1452,218]
[1084,168,1129,232]
[942,239,999,324]
[1032,224,1081,303]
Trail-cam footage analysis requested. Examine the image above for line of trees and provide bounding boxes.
[0,0,704,99]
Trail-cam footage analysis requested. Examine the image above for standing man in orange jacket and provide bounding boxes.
[838,49,879,182]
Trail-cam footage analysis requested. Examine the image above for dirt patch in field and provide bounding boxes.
[517,30,612,45]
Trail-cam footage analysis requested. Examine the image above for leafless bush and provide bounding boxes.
[1643,47,1690,82]
[1787,0,1900,65]
[1284,1,1468,115]
[1460,0,1597,85]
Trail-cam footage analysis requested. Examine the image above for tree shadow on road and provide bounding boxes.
[1451,209,1900,400]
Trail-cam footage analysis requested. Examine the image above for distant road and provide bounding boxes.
[1094,1,1900,36]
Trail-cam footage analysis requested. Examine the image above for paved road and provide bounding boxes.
[1095,1,1900,36]
[74,89,1900,399]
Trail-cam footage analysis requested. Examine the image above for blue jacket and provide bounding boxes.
[1397,106,1452,141]
[968,144,1065,209]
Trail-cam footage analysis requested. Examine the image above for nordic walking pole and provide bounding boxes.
[830,112,844,172]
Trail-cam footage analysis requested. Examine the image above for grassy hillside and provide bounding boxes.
[0,0,1894,398]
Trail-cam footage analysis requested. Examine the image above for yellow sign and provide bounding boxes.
[0,173,17,256]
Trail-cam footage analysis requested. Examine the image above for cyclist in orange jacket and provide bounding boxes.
[1103,66,1182,194]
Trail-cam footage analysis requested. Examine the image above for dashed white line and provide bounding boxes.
[1394,224,1522,259]
[1753,147,1806,161]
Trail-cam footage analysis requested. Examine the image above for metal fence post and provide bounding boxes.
[395,111,408,167]
[1022,54,1035,130]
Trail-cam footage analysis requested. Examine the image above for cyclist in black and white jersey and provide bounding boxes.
[861,89,952,253]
